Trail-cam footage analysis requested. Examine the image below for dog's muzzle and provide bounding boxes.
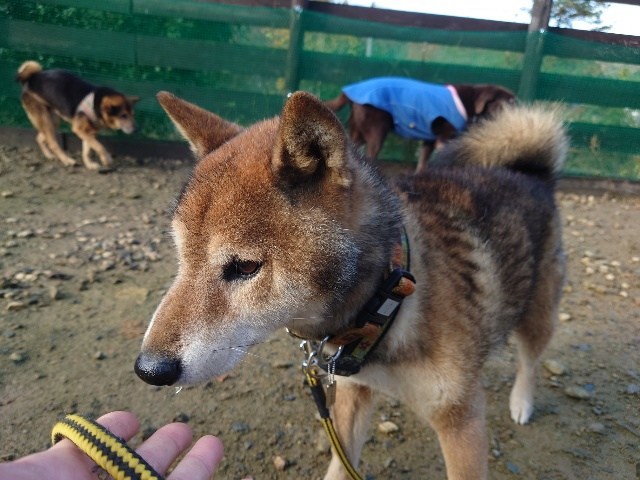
[134,352,181,386]
[122,123,137,135]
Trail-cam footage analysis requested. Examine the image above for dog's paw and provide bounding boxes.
[509,390,534,424]
[82,157,101,170]
[100,155,113,167]
[42,150,56,160]
[510,401,533,425]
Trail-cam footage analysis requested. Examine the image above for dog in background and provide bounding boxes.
[133,90,566,479]
[16,61,139,170]
[326,76,516,172]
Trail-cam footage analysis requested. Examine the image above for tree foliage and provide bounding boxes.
[549,0,611,30]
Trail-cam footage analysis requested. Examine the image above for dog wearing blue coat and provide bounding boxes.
[326,77,515,172]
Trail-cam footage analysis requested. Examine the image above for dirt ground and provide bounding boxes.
[0,143,638,480]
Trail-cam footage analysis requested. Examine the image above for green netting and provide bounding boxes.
[1,0,638,180]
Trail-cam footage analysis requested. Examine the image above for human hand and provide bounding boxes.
[0,411,223,480]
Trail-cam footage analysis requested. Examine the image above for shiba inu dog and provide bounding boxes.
[16,61,139,170]
[135,90,567,479]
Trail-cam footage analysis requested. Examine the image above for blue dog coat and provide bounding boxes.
[342,77,468,141]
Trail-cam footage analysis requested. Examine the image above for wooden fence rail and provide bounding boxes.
[0,0,638,178]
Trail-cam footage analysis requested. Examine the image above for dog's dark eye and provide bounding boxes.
[223,259,262,281]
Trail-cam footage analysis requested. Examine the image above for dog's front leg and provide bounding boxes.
[88,138,113,168]
[324,380,375,480]
[77,141,102,170]
[81,137,113,169]
[429,382,488,480]
[72,118,112,169]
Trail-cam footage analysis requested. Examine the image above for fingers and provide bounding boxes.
[136,424,224,480]
[135,422,193,474]
[168,435,224,480]
[42,411,142,479]
[95,410,141,440]
[43,411,223,480]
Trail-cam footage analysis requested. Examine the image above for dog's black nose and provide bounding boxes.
[134,352,181,386]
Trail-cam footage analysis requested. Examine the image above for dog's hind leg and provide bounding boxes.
[415,141,435,173]
[365,136,385,163]
[349,105,392,163]
[324,381,375,480]
[361,120,390,163]
[21,93,76,166]
[510,229,565,424]
[35,132,55,160]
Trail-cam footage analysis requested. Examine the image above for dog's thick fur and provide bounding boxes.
[326,81,515,173]
[135,91,566,479]
[16,61,139,170]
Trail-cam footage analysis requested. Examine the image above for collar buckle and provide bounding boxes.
[290,228,415,378]
[322,268,415,376]
[355,268,415,329]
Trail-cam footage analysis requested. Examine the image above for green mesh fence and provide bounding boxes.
[1,0,638,180]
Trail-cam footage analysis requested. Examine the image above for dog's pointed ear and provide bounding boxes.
[157,91,242,159]
[127,96,141,106]
[273,91,351,188]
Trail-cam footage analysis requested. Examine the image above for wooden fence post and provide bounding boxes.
[518,0,553,101]
[285,0,307,94]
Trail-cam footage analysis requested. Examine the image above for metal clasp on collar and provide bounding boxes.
[302,336,344,380]
[286,330,344,380]
[285,336,363,480]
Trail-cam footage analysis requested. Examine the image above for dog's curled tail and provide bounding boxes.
[16,60,43,83]
[443,104,568,180]
[324,93,349,112]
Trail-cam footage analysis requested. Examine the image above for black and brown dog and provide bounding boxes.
[326,77,515,173]
[16,61,139,170]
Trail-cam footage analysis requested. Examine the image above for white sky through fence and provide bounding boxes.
[338,1,639,35]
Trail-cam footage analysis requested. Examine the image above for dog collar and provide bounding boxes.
[76,92,99,124]
[290,227,415,377]
[447,85,468,122]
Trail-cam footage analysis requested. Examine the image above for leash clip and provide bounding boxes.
[294,334,343,380]
[294,337,363,480]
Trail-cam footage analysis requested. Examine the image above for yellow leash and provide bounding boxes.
[291,229,414,480]
[51,414,163,480]
[304,371,364,480]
